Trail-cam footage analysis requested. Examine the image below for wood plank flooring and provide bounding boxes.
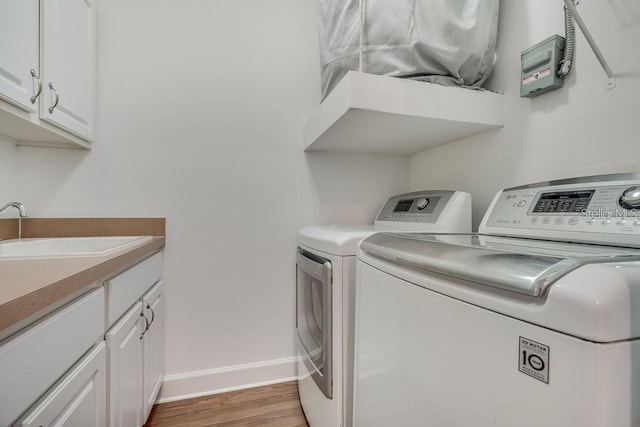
[145,381,309,427]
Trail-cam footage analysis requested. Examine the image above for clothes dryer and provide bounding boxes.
[296,190,471,427]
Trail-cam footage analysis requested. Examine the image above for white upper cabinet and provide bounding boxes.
[0,0,95,148]
[40,0,95,141]
[0,0,39,113]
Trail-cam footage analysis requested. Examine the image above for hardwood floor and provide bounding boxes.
[145,381,309,427]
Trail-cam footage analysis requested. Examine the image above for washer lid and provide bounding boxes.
[298,225,376,256]
[361,233,640,296]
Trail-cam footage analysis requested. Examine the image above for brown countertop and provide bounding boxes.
[0,218,165,340]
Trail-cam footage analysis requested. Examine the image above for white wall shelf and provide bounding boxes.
[303,71,504,155]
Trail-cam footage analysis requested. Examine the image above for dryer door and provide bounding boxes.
[296,247,333,399]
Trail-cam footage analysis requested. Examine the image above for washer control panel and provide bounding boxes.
[481,174,640,246]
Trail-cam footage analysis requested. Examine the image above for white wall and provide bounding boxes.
[4,0,409,398]
[410,0,640,228]
[0,141,18,207]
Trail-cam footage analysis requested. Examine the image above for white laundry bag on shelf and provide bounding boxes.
[318,0,500,100]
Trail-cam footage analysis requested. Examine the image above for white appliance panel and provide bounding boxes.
[298,226,374,256]
[354,261,640,427]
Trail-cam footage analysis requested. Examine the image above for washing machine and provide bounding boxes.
[354,173,640,427]
[296,190,472,427]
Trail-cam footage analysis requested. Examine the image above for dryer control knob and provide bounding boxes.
[620,186,640,210]
[416,197,430,210]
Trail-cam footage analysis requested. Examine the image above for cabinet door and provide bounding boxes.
[142,281,164,419]
[0,0,39,112]
[40,0,95,141]
[106,302,143,427]
[15,342,107,427]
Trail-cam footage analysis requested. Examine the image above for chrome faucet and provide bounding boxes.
[0,202,28,217]
[0,202,28,239]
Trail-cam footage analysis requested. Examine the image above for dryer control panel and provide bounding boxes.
[374,190,472,233]
[480,173,640,247]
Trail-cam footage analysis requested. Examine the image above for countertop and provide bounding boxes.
[0,218,165,341]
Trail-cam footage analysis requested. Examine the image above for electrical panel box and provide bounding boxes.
[520,35,565,98]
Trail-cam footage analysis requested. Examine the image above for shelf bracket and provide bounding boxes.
[563,0,616,90]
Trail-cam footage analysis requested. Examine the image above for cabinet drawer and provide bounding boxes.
[106,252,162,327]
[0,287,105,426]
[14,341,107,427]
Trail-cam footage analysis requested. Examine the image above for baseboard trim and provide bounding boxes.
[156,356,299,403]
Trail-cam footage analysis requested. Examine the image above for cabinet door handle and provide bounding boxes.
[48,82,59,113]
[140,312,150,340]
[146,303,155,328]
[30,69,42,104]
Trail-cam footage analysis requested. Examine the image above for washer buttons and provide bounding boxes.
[568,217,579,225]
[530,217,538,225]
[555,217,565,225]
[587,219,597,225]
[617,220,627,226]
[634,221,640,227]
[517,200,527,208]
[602,219,611,225]
[542,217,551,225]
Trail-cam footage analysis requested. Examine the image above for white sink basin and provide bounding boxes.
[0,236,153,259]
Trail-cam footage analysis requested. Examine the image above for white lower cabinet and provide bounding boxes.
[142,282,164,420]
[2,251,164,427]
[0,287,105,427]
[106,253,164,427]
[106,302,144,427]
[15,342,107,427]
